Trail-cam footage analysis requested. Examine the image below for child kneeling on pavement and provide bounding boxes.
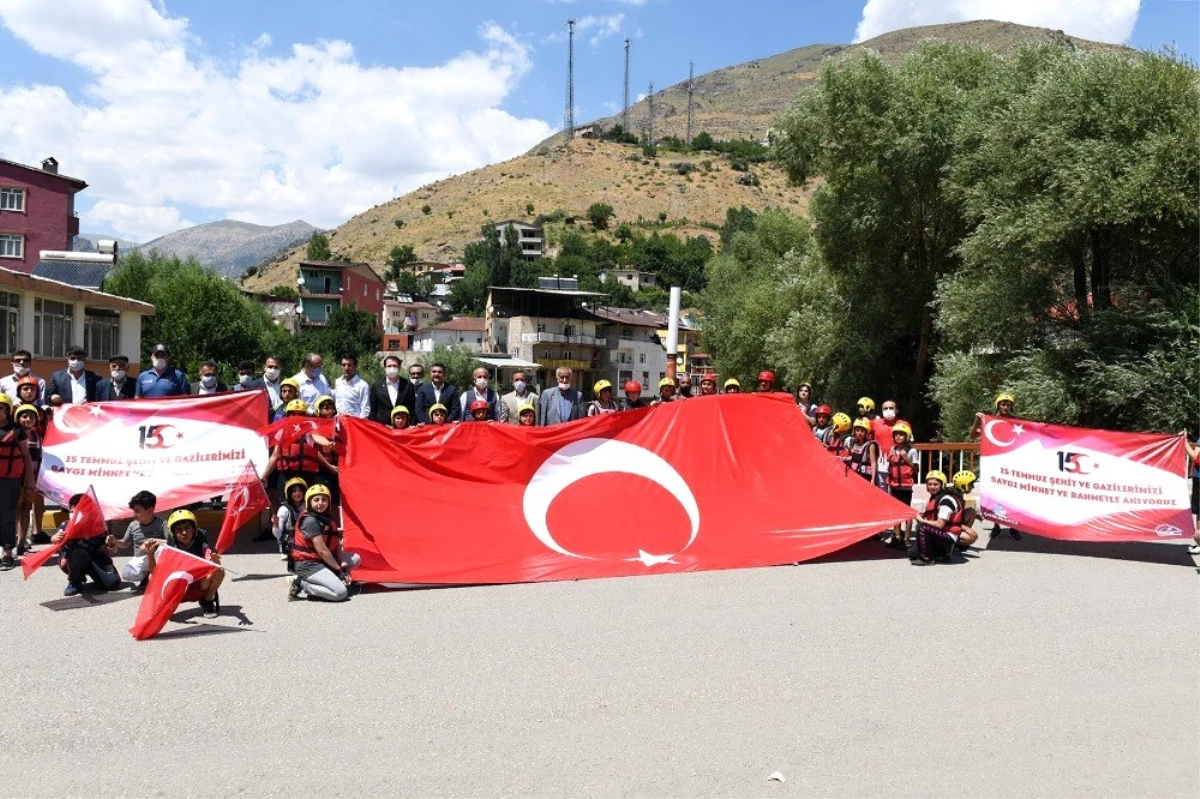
[57,493,121,595]
[142,510,224,618]
[288,483,359,602]
[116,490,167,589]
[909,471,966,565]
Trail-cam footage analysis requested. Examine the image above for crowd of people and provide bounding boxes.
[3,346,1198,607]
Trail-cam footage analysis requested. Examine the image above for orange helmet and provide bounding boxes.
[758,370,775,383]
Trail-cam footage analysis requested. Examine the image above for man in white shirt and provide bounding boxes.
[0,350,45,405]
[47,345,100,406]
[333,354,370,418]
[291,352,331,412]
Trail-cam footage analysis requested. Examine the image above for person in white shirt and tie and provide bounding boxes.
[333,354,370,418]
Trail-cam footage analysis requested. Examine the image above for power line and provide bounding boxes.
[564,19,575,144]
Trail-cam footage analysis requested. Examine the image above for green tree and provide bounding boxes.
[305,232,332,261]
[587,202,615,230]
[719,206,757,247]
[385,244,417,283]
[267,284,298,301]
[424,344,481,392]
[304,303,379,363]
[692,131,714,150]
[448,266,490,314]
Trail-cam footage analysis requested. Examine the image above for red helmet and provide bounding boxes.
[814,404,832,417]
[623,380,642,393]
[15,376,38,388]
[469,399,489,412]
[758,370,775,383]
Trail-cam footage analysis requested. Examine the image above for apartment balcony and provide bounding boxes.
[520,332,606,346]
[301,290,341,300]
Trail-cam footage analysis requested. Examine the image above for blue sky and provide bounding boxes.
[0,0,1194,242]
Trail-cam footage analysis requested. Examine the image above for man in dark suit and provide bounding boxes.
[95,355,136,401]
[413,361,459,424]
[46,345,101,407]
[537,366,584,426]
[369,355,416,425]
[190,360,229,395]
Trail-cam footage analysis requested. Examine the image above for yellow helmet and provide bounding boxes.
[857,397,875,412]
[304,483,331,504]
[0,394,13,409]
[14,403,39,419]
[313,395,335,412]
[831,412,852,434]
[283,477,308,495]
[891,421,913,439]
[285,399,308,414]
[390,405,410,419]
[995,392,1016,408]
[518,401,536,415]
[926,470,947,486]
[280,378,300,391]
[952,470,977,492]
[724,378,740,389]
[658,377,676,389]
[428,403,448,415]
[852,417,872,433]
[593,379,612,394]
[167,509,197,531]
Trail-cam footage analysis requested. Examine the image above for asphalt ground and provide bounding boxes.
[1,529,1196,798]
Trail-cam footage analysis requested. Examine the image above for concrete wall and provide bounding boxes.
[0,164,80,273]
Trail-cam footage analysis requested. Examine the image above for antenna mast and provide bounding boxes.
[647,81,654,145]
[564,19,575,143]
[622,38,631,134]
[686,61,695,146]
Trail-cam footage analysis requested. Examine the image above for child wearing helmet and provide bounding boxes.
[14,403,44,554]
[951,470,979,548]
[588,380,619,416]
[885,422,919,548]
[698,375,718,396]
[0,395,33,571]
[54,492,120,596]
[811,405,833,444]
[468,399,493,422]
[654,377,677,405]
[275,477,308,568]
[15,376,41,409]
[428,403,450,426]
[622,381,648,410]
[847,418,879,483]
[723,378,741,395]
[855,397,878,421]
[826,412,852,460]
[272,379,302,422]
[910,471,964,565]
[390,405,411,429]
[288,484,359,602]
[969,391,1017,439]
[265,400,322,489]
[148,510,223,617]
[518,402,537,426]
[756,370,775,393]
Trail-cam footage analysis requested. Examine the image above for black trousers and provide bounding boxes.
[64,548,120,590]
[0,477,20,549]
[915,524,955,562]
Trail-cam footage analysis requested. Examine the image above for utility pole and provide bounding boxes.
[686,61,695,147]
[622,38,631,134]
[647,80,654,145]
[564,19,575,144]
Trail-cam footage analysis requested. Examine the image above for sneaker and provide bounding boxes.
[279,552,288,561]
[199,598,218,619]
[911,557,931,566]
[63,582,81,596]
[16,541,27,557]
[286,576,301,601]
[0,554,14,571]
[1188,544,1200,555]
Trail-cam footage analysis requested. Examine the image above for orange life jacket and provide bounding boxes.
[291,511,340,563]
[0,424,26,480]
[278,436,320,474]
[887,449,917,488]
[922,491,964,536]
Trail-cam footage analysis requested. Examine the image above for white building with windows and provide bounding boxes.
[411,316,485,353]
[492,220,544,261]
[0,265,154,373]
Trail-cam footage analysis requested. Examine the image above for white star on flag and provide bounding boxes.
[629,550,677,567]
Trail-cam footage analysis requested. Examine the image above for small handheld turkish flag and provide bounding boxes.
[22,484,106,580]
[129,545,219,640]
[214,460,269,554]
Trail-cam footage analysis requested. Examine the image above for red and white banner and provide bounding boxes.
[340,394,916,584]
[978,415,1193,542]
[38,392,270,518]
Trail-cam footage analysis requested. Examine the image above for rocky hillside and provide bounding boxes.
[73,233,141,253]
[140,219,319,278]
[241,20,1118,294]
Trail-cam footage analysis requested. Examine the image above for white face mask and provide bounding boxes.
[410,376,423,385]
[238,373,252,385]
[263,367,280,381]
[152,358,167,371]
[882,409,896,421]
[558,380,571,390]
[385,366,400,378]
[200,375,217,388]
[13,365,29,376]
[67,359,83,372]
[111,369,126,381]
[474,377,488,390]
[512,380,526,393]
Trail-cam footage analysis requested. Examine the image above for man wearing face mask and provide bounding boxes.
[414,362,459,424]
[459,366,500,422]
[96,355,135,401]
[191,361,228,395]
[369,355,416,425]
[136,344,189,397]
[537,367,583,426]
[0,350,45,405]
[245,355,284,421]
[499,370,539,424]
[232,361,256,391]
[291,353,331,411]
[47,345,101,407]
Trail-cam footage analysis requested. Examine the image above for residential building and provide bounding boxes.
[484,286,607,390]
[598,268,657,293]
[296,260,385,330]
[383,295,437,334]
[586,307,670,391]
[0,264,154,374]
[492,220,543,261]
[0,157,87,274]
[411,316,485,353]
[243,290,299,332]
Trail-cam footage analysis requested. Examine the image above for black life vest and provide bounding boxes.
[848,439,876,477]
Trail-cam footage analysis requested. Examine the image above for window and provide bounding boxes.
[0,234,23,259]
[639,353,646,364]
[34,298,73,357]
[84,310,120,359]
[324,304,333,318]
[0,189,25,212]
[0,291,19,355]
[323,276,332,293]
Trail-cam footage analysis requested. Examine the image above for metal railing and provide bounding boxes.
[520,332,606,346]
[913,442,979,477]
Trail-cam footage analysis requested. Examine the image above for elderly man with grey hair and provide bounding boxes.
[537,367,583,426]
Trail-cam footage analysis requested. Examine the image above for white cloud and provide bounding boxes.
[0,0,554,241]
[546,14,625,46]
[854,0,1141,44]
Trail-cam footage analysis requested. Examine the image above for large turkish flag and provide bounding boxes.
[340,394,915,584]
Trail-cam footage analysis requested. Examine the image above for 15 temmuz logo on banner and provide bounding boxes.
[138,424,182,450]
[1057,451,1097,475]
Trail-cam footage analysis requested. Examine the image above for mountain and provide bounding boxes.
[73,233,141,253]
[240,20,1118,294]
[139,219,320,278]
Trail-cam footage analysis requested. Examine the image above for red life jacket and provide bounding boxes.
[825,432,849,459]
[922,491,964,536]
[887,448,917,488]
[278,436,320,474]
[0,424,26,480]
[292,511,340,563]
